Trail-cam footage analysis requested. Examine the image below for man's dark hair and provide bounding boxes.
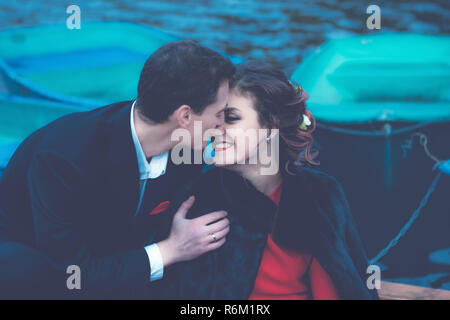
[136,40,235,123]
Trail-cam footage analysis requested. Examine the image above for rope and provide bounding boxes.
[369,132,445,265]
[369,172,442,265]
[317,121,435,137]
[401,133,443,165]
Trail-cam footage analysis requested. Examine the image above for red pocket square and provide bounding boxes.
[149,201,170,215]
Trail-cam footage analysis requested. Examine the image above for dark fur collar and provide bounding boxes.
[159,166,377,300]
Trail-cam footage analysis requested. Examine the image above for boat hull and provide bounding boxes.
[0,22,178,106]
[0,94,91,174]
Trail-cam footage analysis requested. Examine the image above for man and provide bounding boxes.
[0,40,235,299]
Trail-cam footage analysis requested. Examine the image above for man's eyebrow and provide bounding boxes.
[216,105,228,114]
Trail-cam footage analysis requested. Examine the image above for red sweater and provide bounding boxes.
[249,183,340,300]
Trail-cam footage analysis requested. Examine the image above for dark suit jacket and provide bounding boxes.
[157,167,379,300]
[0,101,200,299]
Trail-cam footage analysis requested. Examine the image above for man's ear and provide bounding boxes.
[174,105,192,128]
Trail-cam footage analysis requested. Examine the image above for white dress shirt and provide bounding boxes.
[130,100,169,282]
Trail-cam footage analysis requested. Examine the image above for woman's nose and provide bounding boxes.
[215,122,225,133]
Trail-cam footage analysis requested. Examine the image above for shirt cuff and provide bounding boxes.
[144,243,164,282]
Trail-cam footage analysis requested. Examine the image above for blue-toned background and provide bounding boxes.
[1,0,448,74]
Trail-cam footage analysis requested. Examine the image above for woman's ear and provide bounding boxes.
[175,105,192,128]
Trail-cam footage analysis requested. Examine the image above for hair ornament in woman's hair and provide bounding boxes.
[298,114,311,131]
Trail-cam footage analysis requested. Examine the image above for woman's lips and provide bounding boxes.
[214,142,233,151]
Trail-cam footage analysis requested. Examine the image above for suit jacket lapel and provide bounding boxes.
[104,101,140,220]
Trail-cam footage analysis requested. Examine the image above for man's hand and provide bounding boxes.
[157,196,229,267]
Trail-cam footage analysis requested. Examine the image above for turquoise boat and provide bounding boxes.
[0,21,242,107]
[291,33,450,268]
[0,94,89,174]
[0,21,179,107]
[291,33,450,123]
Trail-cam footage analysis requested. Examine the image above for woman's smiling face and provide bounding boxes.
[213,90,269,167]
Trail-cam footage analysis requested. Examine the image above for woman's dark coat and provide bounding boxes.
[155,166,379,300]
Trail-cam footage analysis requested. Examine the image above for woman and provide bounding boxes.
[159,61,378,300]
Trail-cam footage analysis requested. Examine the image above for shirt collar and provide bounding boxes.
[130,100,169,180]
